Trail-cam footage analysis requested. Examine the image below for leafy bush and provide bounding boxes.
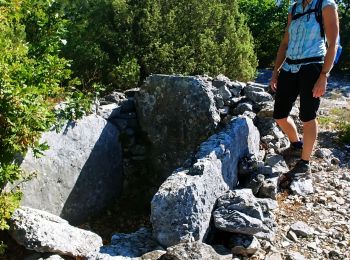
[238,0,289,68]
[337,0,350,71]
[62,0,257,90]
[0,0,91,252]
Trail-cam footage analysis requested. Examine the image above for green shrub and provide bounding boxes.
[0,0,91,252]
[62,0,257,90]
[238,0,289,68]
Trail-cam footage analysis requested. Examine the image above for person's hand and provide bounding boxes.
[269,70,279,92]
[312,75,327,98]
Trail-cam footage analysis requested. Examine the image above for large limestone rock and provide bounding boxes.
[151,117,260,247]
[9,207,102,257]
[135,75,220,178]
[17,114,123,224]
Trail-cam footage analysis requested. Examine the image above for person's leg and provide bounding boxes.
[298,63,322,161]
[275,117,300,143]
[302,119,317,161]
[273,69,300,143]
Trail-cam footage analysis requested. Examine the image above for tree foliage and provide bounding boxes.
[0,1,90,250]
[238,0,290,68]
[62,0,257,90]
[338,0,350,71]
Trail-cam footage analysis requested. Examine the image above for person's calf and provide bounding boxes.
[301,119,318,161]
[275,116,300,143]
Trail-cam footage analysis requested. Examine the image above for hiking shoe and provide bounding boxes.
[278,160,311,189]
[289,159,311,176]
[277,145,302,158]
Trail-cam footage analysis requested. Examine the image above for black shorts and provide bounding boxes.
[273,63,322,122]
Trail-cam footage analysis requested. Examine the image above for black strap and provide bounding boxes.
[315,0,324,38]
[292,8,317,20]
[286,56,324,64]
[291,0,324,38]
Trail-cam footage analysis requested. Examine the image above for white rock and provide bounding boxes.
[10,207,102,257]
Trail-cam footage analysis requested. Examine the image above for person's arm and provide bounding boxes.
[270,13,292,92]
[312,5,339,98]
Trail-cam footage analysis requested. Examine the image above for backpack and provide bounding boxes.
[291,0,342,64]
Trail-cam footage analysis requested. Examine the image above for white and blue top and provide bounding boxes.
[282,0,337,73]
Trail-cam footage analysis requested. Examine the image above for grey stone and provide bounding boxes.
[289,221,314,237]
[244,85,265,93]
[24,253,65,260]
[230,235,260,256]
[228,82,244,97]
[261,135,274,144]
[10,207,102,257]
[151,117,260,247]
[135,75,220,178]
[341,172,350,182]
[244,85,273,103]
[217,86,232,101]
[233,102,253,115]
[246,91,273,103]
[16,115,123,224]
[264,154,289,176]
[98,228,163,258]
[87,254,136,260]
[257,178,278,199]
[271,126,285,140]
[212,74,231,88]
[237,154,264,186]
[265,252,283,260]
[254,117,277,137]
[314,148,332,159]
[140,250,166,260]
[97,104,122,119]
[286,251,306,260]
[213,189,273,236]
[160,241,229,260]
[104,91,127,103]
[287,230,299,242]
[257,102,274,118]
[245,174,265,195]
[290,178,314,196]
[246,82,269,90]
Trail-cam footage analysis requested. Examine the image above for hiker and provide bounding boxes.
[269,0,339,187]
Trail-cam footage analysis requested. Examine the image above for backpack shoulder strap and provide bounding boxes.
[315,0,325,37]
[291,1,298,17]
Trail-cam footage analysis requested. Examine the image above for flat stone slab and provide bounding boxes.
[10,207,102,257]
[15,114,123,224]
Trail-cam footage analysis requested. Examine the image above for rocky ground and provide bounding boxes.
[271,80,350,260]
[2,72,350,260]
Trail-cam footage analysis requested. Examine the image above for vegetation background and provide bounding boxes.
[0,0,349,254]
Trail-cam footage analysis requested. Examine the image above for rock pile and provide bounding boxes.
[7,73,350,260]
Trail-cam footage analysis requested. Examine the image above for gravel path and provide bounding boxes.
[269,76,350,260]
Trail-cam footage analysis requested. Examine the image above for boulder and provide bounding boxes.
[16,115,123,224]
[213,189,274,236]
[151,117,260,247]
[135,75,220,178]
[9,207,102,257]
[243,85,273,103]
